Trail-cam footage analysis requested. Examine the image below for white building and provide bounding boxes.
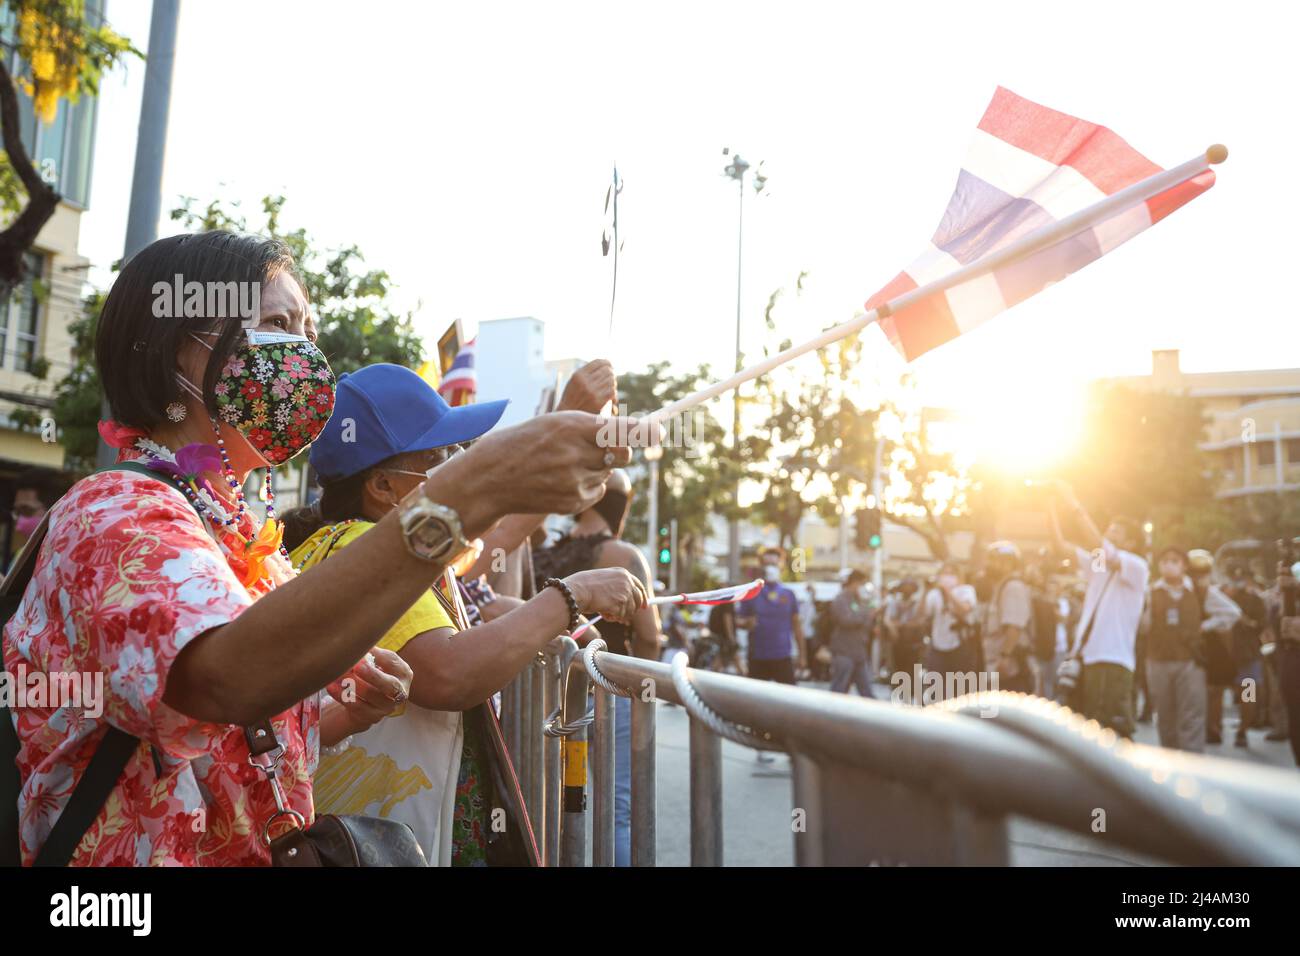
[475,316,563,427]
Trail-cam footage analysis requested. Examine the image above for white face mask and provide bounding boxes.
[762,565,780,583]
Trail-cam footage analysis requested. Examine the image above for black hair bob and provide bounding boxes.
[95,231,300,430]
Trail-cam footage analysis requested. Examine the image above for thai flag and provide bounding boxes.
[438,338,477,407]
[653,580,765,607]
[868,87,1218,362]
[571,580,765,640]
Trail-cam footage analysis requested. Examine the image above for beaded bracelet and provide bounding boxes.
[543,577,582,633]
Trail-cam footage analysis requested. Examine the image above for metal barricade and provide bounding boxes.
[500,646,1300,866]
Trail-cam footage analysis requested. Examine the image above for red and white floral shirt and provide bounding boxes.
[2,469,317,866]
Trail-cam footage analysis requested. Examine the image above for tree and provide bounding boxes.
[0,1,137,291]
[170,195,426,378]
[44,194,426,471]
[742,277,883,559]
[875,377,973,561]
[618,361,729,590]
[1058,382,1218,550]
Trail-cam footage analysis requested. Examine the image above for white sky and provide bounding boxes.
[79,0,1299,438]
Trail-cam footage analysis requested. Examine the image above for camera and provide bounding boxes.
[1054,656,1082,704]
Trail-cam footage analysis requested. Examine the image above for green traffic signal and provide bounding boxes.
[658,547,671,564]
[868,533,882,549]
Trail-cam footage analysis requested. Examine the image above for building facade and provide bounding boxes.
[1115,349,1300,498]
[0,15,103,562]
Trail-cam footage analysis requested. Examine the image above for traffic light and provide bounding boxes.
[855,507,882,550]
[657,525,671,566]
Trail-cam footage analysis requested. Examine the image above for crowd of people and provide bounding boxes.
[2,230,1298,871]
[780,483,1300,767]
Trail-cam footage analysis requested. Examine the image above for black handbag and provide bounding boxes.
[269,814,427,866]
[245,723,426,868]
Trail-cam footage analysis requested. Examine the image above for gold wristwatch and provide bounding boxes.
[396,483,472,564]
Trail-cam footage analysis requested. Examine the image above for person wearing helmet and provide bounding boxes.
[1186,549,1244,746]
[980,541,1035,694]
[1046,480,1149,738]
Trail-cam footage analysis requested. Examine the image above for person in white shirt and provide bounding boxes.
[923,563,979,700]
[1046,480,1149,738]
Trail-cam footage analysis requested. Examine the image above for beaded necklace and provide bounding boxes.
[134,428,292,565]
[290,519,359,572]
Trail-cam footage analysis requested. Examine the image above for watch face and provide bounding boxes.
[398,488,467,563]
[412,514,455,560]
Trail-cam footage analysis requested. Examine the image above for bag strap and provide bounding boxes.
[4,461,201,866]
[31,729,140,866]
[1069,564,1120,659]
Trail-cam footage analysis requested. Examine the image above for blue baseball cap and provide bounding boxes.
[310,363,508,482]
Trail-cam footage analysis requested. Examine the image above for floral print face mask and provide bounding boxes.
[181,329,336,466]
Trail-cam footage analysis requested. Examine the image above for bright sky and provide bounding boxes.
[79,0,1298,474]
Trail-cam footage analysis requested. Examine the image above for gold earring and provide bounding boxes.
[165,402,187,422]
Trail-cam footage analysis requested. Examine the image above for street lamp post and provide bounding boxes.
[722,149,767,581]
[97,0,181,468]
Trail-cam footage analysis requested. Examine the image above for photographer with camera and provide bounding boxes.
[1046,480,1148,738]
[980,542,1035,694]
[923,563,979,700]
[884,578,927,702]
[1033,574,1072,701]
[1187,549,1243,746]
[828,570,875,696]
[1142,547,1209,751]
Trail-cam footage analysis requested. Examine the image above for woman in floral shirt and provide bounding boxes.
[2,231,636,865]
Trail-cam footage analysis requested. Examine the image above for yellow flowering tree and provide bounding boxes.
[0,1,138,290]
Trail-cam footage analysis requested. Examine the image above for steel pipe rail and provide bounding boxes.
[589,651,1300,867]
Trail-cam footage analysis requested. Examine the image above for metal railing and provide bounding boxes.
[500,640,1300,866]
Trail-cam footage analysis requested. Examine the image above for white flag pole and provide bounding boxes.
[644,145,1227,429]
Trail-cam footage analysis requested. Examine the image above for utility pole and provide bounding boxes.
[721,149,767,581]
[669,518,679,593]
[644,445,662,570]
[838,500,849,573]
[871,437,884,598]
[96,0,181,468]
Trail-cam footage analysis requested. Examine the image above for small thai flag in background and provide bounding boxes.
[868,87,1217,362]
[438,338,477,407]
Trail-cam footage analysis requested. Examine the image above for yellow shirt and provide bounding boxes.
[291,520,454,647]
[290,518,462,865]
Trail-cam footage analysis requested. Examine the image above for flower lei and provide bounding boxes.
[132,435,290,589]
